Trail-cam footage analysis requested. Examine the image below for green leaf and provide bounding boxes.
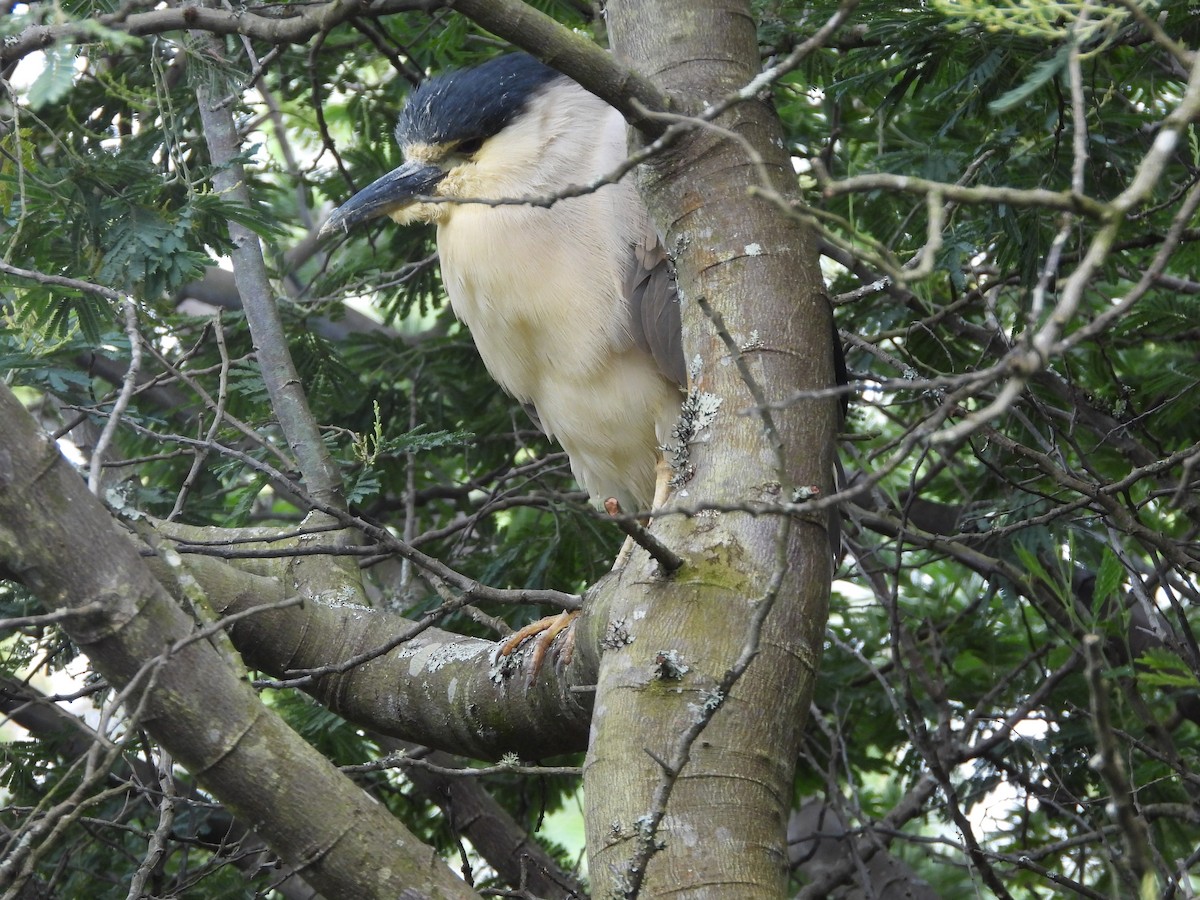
[380,427,475,457]
[27,46,77,110]
[228,475,270,527]
[1092,549,1124,613]
[988,44,1070,114]
[1013,542,1054,590]
[1136,647,1200,690]
[346,467,381,505]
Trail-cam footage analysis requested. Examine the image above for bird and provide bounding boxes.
[321,53,685,522]
[321,53,844,669]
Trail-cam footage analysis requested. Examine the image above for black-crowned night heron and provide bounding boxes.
[323,53,842,668]
[322,53,685,519]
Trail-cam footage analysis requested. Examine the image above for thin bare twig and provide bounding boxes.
[88,300,142,495]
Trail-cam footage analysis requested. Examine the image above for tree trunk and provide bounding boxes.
[582,2,840,896]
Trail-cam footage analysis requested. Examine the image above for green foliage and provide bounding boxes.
[934,0,1151,41]
[2,0,1198,896]
[777,1,1200,894]
[26,45,78,110]
[986,43,1070,114]
[98,205,209,297]
[1137,647,1200,690]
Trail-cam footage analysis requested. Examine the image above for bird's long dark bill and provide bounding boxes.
[321,161,446,234]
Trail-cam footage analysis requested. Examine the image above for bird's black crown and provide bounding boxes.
[396,54,566,150]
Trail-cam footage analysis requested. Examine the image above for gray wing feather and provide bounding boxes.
[626,233,686,388]
[522,232,681,438]
[623,232,846,567]
[522,401,543,433]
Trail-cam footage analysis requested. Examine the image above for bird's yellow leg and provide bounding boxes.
[607,497,638,568]
[614,535,636,568]
[651,456,672,511]
[498,609,579,679]
[612,458,673,568]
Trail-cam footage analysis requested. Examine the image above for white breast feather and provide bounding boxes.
[435,83,681,512]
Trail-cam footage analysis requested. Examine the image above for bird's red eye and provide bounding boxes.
[457,136,485,156]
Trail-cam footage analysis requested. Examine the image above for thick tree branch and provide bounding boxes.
[0,382,474,900]
[445,0,669,131]
[0,0,434,68]
[374,738,588,899]
[0,676,321,900]
[143,535,595,759]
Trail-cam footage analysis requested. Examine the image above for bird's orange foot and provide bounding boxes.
[498,609,579,681]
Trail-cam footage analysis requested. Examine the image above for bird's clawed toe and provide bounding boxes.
[497,609,579,681]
